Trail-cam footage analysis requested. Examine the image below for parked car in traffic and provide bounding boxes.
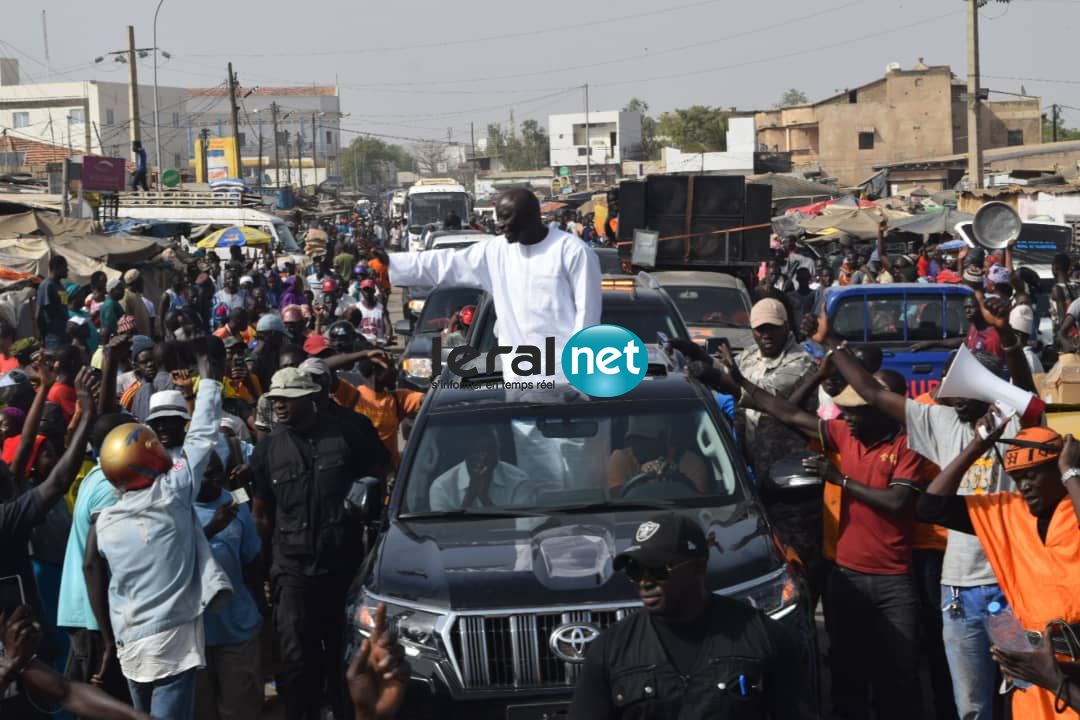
[824,283,973,397]
[647,270,754,352]
[395,285,487,390]
[344,355,817,719]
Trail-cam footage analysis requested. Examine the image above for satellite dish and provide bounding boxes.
[971,201,1021,250]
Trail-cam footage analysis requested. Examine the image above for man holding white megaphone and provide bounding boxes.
[803,290,1041,720]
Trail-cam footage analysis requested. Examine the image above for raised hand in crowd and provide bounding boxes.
[347,603,409,720]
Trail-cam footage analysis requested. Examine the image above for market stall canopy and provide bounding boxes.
[540,201,567,213]
[886,208,973,237]
[798,206,907,240]
[195,225,271,249]
[0,237,121,285]
[0,211,95,241]
[785,196,877,216]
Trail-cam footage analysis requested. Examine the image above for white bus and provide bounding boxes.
[405,178,471,252]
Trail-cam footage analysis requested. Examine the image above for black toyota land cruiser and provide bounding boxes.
[344,360,817,720]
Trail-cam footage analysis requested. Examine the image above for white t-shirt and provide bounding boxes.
[1066,296,1080,320]
[389,228,602,384]
[904,400,1018,587]
[116,615,205,683]
[357,302,385,340]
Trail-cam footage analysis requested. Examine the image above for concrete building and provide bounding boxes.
[549,110,642,184]
[0,58,190,174]
[754,61,1042,187]
[185,85,342,186]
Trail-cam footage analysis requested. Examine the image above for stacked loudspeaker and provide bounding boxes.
[617,175,773,265]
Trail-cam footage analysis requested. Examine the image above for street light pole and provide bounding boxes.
[152,0,165,189]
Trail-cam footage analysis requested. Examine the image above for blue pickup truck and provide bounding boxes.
[823,283,973,398]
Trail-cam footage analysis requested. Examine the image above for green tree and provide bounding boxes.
[1042,113,1080,143]
[341,136,413,188]
[775,88,809,108]
[477,119,550,170]
[656,106,729,153]
[622,98,660,161]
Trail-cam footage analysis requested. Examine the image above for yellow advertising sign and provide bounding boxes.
[194,136,241,183]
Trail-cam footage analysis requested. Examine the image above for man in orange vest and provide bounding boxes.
[919,423,1080,720]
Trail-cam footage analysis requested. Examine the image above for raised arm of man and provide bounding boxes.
[567,241,602,332]
[388,238,491,292]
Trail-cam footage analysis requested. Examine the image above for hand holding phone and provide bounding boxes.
[231,487,250,504]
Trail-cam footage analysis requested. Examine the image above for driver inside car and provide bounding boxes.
[428,427,534,510]
[606,415,707,493]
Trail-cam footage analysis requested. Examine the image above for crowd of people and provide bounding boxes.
[1,187,1079,720]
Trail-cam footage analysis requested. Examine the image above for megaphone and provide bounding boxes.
[971,201,1022,251]
[937,345,1045,425]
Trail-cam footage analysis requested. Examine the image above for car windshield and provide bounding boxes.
[593,250,624,274]
[399,400,744,517]
[832,292,967,343]
[416,287,484,334]
[667,287,750,326]
[603,306,684,343]
[409,193,469,227]
[276,223,301,252]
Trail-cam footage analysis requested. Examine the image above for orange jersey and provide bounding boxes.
[967,493,1080,720]
[354,385,423,467]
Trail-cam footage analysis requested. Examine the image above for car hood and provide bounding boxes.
[366,504,779,611]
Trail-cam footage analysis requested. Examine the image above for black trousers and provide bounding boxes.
[131,170,148,191]
[64,628,132,714]
[272,570,353,720]
[824,565,922,720]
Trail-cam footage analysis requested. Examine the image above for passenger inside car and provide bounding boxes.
[428,427,533,510]
[606,415,707,493]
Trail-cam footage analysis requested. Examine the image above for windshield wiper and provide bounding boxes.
[547,499,677,514]
[398,508,546,520]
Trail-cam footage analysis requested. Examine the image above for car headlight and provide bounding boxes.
[356,595,445,657]
[724,565,801,620]
[401,357,432,379]
[407,299,426,313]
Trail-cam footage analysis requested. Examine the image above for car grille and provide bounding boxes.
[449,608,634,690]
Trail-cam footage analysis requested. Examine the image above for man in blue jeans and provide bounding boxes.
[818,306,1038,720]
[84,339,232,720]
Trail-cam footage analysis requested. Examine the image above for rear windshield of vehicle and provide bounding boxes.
[603,306,684,344]
[832,292,967,343]
[399,401,744,516]
[667,287,750,327]
[417,287,484,334]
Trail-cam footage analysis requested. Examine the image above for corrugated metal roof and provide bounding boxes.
[0,133,78,165]
[874,140,1080,169]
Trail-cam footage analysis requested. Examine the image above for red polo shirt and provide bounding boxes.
[822,420,926,575]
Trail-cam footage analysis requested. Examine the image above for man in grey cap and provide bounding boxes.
[250,367,388,720]
[251,314,289,391]
[569,513,814,719]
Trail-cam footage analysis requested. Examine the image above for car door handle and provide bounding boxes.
[912,364,933,374]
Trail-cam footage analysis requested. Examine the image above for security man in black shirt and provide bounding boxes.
[569,513,816,720]
[251,367,388,720]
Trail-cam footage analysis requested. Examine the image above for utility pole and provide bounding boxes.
[227,62,241,143]
[584,83,591,191]
[199,128,210,182]
[965,0,983,190]
[127,26,141,149]
[256,124,264,188]
[284,130,291,185]
[470,121,476,156]
[1052,104,1060,143]
[509,110,515,139]
[311,112,318,187]
[297,132,304,192]
[271,102,280,187]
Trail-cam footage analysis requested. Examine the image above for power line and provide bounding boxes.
[184,0,728,59]
[983,74,1080,86]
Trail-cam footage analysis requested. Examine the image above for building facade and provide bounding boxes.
[0,58,190,174]
[548,110,643,184]
[185,85,342,186]
[754,62,1041,186]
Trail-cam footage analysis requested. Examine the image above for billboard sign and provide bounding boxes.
[82,156,125,191]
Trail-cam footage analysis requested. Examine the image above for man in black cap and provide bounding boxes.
[569,513,815,720]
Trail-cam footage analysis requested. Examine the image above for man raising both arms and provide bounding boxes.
[389,188,601,384]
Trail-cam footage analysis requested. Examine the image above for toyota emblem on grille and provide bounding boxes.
[549,622,601,663]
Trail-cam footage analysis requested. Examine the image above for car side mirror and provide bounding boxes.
[344,477,383,521]
[393,319,412,338]
[766,457,823,494]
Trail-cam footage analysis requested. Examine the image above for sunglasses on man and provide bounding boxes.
[620,558,695,584]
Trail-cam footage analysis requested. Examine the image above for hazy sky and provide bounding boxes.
[4,0,1079,148]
